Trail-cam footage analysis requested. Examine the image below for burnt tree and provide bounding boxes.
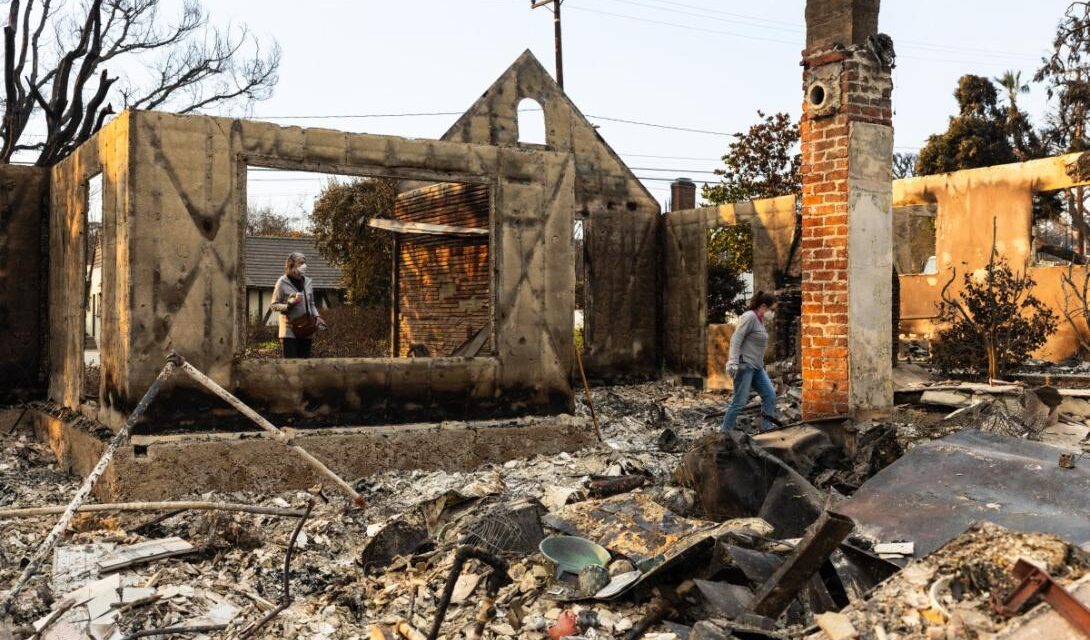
[1,0,280,166]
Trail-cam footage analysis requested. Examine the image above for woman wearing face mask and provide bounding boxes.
[722,291,779,432]
[270,252,326,358]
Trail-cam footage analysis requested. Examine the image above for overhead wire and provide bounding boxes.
[566,0,1043,66]
[256,109,736,137]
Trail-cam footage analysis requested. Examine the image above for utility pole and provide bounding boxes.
[531,0,564,89]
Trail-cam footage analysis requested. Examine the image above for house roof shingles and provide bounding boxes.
[244,236,344,290]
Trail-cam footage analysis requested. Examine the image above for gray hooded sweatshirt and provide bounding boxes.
[728,309,769,368]
[270,274,320,339]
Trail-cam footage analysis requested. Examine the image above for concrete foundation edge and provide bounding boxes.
[31,411,597,501]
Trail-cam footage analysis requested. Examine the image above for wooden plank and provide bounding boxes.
[368,218,489,237]
[98,537,195,573]
[749,510,854,619]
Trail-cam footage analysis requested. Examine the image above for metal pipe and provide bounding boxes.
[0,360,175,617]
[574,346,604,443]
[167,351,365,507]
[0,500,308,520]
[240,499,314,639]
[427,546,510,640]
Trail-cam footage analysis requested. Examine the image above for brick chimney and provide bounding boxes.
[670,178,696,211]
[800,0,894,419]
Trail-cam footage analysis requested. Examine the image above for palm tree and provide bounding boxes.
[995,70,1030,112]
[994,70,1041,162]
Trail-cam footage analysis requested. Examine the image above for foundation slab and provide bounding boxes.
[31,410,597,502]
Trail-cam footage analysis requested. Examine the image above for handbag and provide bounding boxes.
[288,288,319,338]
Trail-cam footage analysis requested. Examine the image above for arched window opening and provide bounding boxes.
[517,98,547,146]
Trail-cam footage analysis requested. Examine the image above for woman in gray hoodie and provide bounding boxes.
[722,291,778,432]
[269,252,326,358]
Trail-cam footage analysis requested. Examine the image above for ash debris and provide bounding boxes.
[1,369,1089,640]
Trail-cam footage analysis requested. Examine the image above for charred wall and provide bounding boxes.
[49,110,576,429]
[0,164,49,399]
[442,51,662,379]
[662,196,798,378]
[49,120,132,410]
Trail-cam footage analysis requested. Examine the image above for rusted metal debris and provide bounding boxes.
[995,558,1090,637]
[586,474,646,497]
[749,509,855,619]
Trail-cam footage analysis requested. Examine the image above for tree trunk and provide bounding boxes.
[985,335,999,381]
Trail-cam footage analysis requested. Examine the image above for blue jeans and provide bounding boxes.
[722,363,778,432]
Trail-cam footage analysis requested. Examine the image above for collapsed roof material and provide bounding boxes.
[840,429,1090,557]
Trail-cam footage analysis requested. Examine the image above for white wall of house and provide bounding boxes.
[248,288,277,325]
[85,262,102,343]
[246,287,340,325]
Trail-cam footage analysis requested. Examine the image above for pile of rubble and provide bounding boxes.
[2,372,1090,639]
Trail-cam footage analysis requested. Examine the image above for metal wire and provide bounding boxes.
[461,511,524,554]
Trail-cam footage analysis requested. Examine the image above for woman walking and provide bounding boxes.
[722,291,778,432]
[270,252,326,358]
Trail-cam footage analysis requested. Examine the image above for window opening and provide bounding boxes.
[83,173,103,400]
[517,98,547,145]
[241,166,494,361]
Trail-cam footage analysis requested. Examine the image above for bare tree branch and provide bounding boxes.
[0,0,279,165]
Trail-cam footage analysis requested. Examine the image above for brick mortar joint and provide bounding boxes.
[802,44,889,71]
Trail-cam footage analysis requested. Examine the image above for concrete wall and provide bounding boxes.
[845,121,894,413]
[442,51,662,378]
[894,152,1090,360]
[50,119,132,409]
[662,196,797,377]
[0,165,49,399]
[50,110,576,427]
[32,408,596,501]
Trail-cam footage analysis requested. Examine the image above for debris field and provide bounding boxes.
[3,371,1090,640]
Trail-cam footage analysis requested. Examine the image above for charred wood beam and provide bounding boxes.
[749,510,854,619]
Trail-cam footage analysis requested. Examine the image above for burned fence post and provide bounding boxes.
[167,351,366,507]
[0,360,176,617]
[749,510,855,619]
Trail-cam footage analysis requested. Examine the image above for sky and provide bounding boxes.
[26,0,1078,225]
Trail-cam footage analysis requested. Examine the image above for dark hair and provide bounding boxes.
[748,291,777,311]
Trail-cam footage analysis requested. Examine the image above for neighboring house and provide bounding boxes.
[244,236,345,325]
[86,236,348,338]
[85,240,102,345]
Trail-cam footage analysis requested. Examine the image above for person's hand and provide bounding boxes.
[316,317,328,331]
[727,362,739,377]
[288,292,301,305]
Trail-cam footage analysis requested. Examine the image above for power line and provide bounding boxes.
[586,114,733,136]
[567,2,1041,65]
[255,110,737,137]
[565,5,801,45]
[248,167,722,182]
[620,152,722,161]
[256,110,464,120]
[627,166,719,174]
[600,0,803,34]
[587,0,801,29]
